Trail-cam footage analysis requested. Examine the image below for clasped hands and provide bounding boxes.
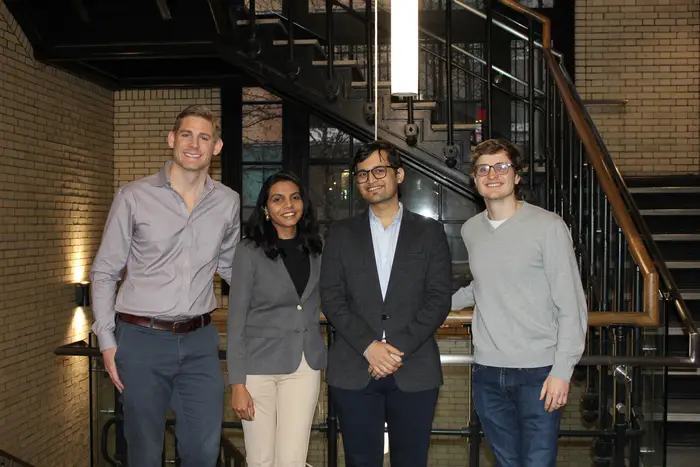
[366,341,404,379]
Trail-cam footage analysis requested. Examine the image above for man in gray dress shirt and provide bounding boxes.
[90,105,240,467]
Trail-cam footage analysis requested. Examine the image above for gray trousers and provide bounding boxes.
[114,319,224,467]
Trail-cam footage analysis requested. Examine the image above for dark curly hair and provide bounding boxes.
[244,171,323,259]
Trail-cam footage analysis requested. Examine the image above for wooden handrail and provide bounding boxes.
[499,0,551,48]
[474,0,660,327]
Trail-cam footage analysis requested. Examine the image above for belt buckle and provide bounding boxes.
[172,319,190,334]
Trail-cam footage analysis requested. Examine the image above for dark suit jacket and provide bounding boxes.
[320,209,452,392]
[226,240,327,385]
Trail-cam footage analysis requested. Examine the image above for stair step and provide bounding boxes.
[629,186,700,194]
[351,80,391,88]
[236,18,283,26]
[640,209,700,216]
[667,399,700,422]
[432,123,481,131]
[667,261,700,269]
[273,39,320,46]
[390,101,438,110]
[667,446,700,467]
[682,289,700,301]
[312,59,359,66]
[653,234,700,242]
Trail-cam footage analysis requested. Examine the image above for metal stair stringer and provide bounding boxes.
[215,41,480,201]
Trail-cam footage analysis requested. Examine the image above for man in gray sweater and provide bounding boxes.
[452,139,588,467]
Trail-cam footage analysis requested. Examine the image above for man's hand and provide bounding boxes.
[366,342,404,379]
[231,384,255,421]
[540,375,569,412]
[102,348,124,393]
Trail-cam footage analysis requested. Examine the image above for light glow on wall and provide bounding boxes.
[390,0,419,96]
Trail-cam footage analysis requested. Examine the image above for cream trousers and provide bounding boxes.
[242,354,321,467]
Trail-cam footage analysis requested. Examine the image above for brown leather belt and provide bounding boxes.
[118,312,212,334]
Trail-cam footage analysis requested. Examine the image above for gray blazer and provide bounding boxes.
[226,239,327,385]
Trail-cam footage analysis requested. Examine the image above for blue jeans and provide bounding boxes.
[115,319,224,467]
[472,364,562,467]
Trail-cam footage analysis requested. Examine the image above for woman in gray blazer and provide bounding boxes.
[227,171,326,467]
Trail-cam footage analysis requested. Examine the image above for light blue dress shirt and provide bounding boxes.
[369,203,404,301]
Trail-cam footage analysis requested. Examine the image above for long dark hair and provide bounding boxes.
[244,171,323,259]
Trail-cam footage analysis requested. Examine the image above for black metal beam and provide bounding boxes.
[155,0,173,20]
[70,0,90,22]
[206,0,232,37]
[49,62,123,90]
[36,42,218,62]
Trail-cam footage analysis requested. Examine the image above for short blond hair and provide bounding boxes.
[172,105,221,140]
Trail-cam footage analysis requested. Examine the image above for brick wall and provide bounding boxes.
[0,1,114,465]
[576,0,700,175]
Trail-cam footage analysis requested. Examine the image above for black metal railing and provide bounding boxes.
[56,331,654,467]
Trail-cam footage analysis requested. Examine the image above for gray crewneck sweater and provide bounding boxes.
[452,202,588,381]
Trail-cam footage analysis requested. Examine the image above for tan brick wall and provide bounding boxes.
[576,0,700,175]
[0,1,114,465]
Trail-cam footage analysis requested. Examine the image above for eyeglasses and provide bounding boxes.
[472,162,513,177]
[354,165,394,184]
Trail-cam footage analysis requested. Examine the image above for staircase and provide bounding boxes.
[226,6,481,197]
[7,0,700,465]
[627,175,700,467]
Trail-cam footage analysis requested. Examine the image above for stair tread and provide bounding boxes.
[629,186,700,194]
[312,59,359,66]
[668,398,700,420]
[273,39,320,46]
[667,446,700,467]
[640,208,700,215]
[390,101,438,110]
[681,289,700,300]
[432,123,481,131]
[667,261,700,269]
[351,80,391,87]
[236,18,282,26]
[653,234,700,241]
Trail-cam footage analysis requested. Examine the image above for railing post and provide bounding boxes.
[527,17,535,189]
[612,326,629,467]
[483,0,493,140]
[327,328,338,467]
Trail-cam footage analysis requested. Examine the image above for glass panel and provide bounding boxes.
[243,143,283,163]
[309,115,354,160]
[400,166,439,219]
[442,186,482,221]
[445,223,471,294]
[242,165,283,207]
[308,165,352,222]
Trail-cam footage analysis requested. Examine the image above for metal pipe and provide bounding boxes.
[53,342,700,366]
[527,17,535,190]
[484,0,493,139]
[326,0,334,81]
[445,0,454,146]
[364,0,373,103]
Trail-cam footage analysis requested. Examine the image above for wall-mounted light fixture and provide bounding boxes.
[390,0,419,96]
[75,281,90,307]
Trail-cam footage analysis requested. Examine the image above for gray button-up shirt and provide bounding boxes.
[90,162,240,351]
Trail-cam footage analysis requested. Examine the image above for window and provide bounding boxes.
[241,88,283,221]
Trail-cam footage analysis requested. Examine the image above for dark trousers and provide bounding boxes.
[330,376,439,467]
[471,364,562,467]
[114,320,224,467]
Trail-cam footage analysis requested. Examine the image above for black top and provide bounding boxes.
[277,237,310,298]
